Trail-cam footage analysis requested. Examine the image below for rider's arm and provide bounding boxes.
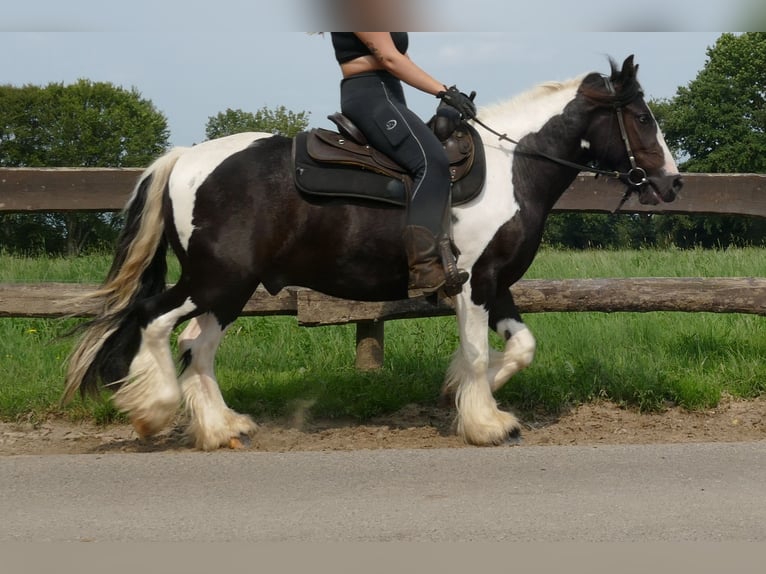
[353,32,446,96]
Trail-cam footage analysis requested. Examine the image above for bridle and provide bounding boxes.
[471,76,649,211]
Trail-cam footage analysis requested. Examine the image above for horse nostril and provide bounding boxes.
[672,175,684,192]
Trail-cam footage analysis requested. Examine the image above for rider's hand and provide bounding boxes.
[437,86,477,120]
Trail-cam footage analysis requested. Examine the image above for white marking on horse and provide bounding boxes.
[489,321,536,392]
[646,107,680,175]
[655,123,679,175]
[169,132,274,251]
[581,138,591,150]
[178,314,257,450]
[454,80,582,269]
[496,318,527,339]
[112,297,198,435]
[445,80,583,445]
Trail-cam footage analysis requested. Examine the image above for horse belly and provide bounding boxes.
[261,201,412,302]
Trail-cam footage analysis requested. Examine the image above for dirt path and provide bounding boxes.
[1,396,764,455]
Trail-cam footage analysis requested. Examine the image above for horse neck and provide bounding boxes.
[478,80,582,144]
[480,84,590,212]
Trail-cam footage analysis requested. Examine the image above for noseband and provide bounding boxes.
[472,75,649,211]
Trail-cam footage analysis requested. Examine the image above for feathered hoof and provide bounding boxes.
[189,411,258,451]
[227,433,252,450]
[114,384,181,439]
[130,412,175,439]
[458,410,523,446]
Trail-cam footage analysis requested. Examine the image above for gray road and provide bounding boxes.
[2,442,765,542]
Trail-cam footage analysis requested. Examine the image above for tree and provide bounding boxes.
[205,106,310,140]
[0,80,170,255]
[650,33,766,247]
[654,33,766,173]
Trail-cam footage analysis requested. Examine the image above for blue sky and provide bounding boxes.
[1,1,743,146]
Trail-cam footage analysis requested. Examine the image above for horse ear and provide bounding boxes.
[621,55,637,81]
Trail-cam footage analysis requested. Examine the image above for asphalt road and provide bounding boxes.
[2,442,765,542]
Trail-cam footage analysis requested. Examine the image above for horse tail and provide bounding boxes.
[62,147,186,404]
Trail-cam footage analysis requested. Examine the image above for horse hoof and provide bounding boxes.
[505,426,522,446]
[131,416,164,439]
[228,433,252,450]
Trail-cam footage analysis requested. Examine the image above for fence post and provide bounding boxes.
[355,320,385,370]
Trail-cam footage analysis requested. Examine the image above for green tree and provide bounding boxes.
[0,80,170,255]
[651,33,766,247]
[542,213,657,249]
[655,33,766,172]
[205,106,310,140]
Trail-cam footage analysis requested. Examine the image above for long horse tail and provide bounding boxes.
[62,147,186,404]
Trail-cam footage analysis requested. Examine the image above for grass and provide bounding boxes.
[1,247,764,424]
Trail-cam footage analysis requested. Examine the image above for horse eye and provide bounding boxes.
[637,114,652,125]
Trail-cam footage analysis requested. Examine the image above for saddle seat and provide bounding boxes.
[292,108,486,207]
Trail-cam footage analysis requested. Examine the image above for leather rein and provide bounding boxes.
[471,76,648,212]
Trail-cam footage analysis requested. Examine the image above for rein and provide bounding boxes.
[471,76,648,212]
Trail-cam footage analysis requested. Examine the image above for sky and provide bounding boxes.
[1,1,754,147]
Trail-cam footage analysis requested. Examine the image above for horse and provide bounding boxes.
[63,55,682,450]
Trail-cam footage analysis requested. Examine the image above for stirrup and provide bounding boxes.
[438,236,469,296]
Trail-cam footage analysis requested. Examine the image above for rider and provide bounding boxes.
[331,32,477,297]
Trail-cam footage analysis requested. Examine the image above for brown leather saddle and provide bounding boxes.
[292,110,486,207]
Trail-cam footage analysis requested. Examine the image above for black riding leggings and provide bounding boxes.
[340,71,450,235]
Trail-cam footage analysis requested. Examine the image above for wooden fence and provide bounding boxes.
[2,169,766,369]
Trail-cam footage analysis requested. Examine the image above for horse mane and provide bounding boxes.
[479,58,643,121]
[477,76,585,121]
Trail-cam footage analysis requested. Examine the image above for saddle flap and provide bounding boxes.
[444,130,474,181]
[307,128,403,175]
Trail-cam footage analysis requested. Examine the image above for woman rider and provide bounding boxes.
[331,32,477,297]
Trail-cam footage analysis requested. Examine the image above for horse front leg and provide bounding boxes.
[443,292,522,445]
[488,290,536,392]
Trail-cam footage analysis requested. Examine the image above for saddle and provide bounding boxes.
[292,107,486,207]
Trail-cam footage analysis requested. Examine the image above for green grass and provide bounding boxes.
[1,248,764,423]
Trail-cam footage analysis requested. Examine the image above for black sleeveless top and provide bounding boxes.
[331,33,409,64]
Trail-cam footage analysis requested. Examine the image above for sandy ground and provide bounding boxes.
[1,395,764,455]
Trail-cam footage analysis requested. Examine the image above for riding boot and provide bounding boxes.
[403,225,469,298]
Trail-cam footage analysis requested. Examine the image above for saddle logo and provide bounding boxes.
[385,119,397,131]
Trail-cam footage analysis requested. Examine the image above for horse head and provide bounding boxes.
[578,55,683,205]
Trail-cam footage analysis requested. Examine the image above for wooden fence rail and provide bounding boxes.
[3,278,765,321]
[2,169,766,217]
[2,169,765,369]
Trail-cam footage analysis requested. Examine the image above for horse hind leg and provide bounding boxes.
[112,286,198,438]
[178,313,257,451]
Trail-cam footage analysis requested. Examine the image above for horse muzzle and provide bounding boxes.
[639,173,683,205]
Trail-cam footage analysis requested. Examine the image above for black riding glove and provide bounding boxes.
[437,86,477,120]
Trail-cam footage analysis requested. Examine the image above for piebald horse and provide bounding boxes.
[64,56,682,450]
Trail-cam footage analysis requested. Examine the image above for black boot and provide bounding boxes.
[403,225,468,298]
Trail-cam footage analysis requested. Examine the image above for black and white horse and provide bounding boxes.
[64,56,682,450]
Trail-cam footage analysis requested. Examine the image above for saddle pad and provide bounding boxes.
[294,132,409,206]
